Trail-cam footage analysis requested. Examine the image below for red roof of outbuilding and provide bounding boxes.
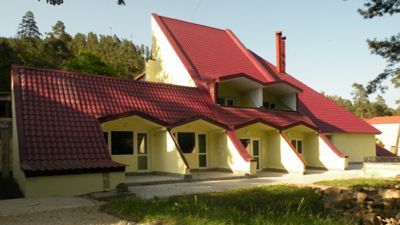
[367,116,400,124]
[12,66,222,175]
[376,144,396,157]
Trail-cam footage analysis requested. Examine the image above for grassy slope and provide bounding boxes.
[101,185,355,225]
[315,178,400,188]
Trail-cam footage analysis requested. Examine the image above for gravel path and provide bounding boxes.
[0,206,135,225]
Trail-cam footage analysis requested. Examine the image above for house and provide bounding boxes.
[367,116,400,155]
[11,14,380,197]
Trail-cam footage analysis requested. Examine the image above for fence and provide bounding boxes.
[364,156,400,163]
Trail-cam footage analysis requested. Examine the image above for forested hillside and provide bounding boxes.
[0,11,148,91]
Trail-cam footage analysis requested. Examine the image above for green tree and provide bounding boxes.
[358,0,400,104]
[65,51,116,76]
[17,11,41,39]
[0,39,15,91]
[351,83,371,118]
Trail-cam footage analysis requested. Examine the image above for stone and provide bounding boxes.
[116,183,129,193]
[361,213,377,225]
[380,189,400,199]
[357,192,368,203]
[394,184,400,189]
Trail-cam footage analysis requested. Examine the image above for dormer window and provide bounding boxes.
[262,102,276,110]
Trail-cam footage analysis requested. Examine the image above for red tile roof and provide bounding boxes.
[376,144,396,157]
[12,66,221,175]
[154,14,379,134]
[219,106,317,130]
[154,14,278,83]
[367,116,400,124]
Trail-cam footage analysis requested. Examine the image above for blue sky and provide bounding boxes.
[1,0,398,107]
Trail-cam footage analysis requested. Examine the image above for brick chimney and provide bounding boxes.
[275,31,286,73]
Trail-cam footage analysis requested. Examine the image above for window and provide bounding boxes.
[226,98,235,106]
[216,97,235,106]
[291,139,303,154]
[326,135,333,143]
[178,132,195,153]
[240,139,251,149]
[262,102,275,110]
[217,98,225,105]
[111,131,133,155]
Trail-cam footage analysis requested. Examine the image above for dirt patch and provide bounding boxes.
[0,206,135,225]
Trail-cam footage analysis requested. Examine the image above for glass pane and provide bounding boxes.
[111,131,133,155]
[255,157,260,169]
[270,103,276,109]
[199,154,207,168]
[263,102,270,108]
[252,140,259,156]
[291,140,297,148]
[138,133,147,154]
[240,139,250,149]
[217,98,225,105]
[178,132,195,153]
[198,134,206,153]
[226,99,235,106]
[297,140,303,154]
[138,156,148,170]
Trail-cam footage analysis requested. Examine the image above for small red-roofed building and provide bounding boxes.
[367,116,400,155]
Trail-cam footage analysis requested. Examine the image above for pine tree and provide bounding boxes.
[17,11,41,39]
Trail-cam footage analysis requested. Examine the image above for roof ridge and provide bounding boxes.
[224,29,277,82]
[153,13,226,32]
[13,64,201,90]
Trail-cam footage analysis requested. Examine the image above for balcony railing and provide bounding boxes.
[364,156,400,163]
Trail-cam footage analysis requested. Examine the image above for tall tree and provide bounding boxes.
[17,11,41,39]
[358,0,400,103]
[351,83,371,118]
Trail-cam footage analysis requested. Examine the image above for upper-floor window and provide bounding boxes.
[217,97,235,106]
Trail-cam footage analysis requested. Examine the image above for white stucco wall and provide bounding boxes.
[145,16,196,87]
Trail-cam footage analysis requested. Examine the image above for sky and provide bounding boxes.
[0,0,398,107]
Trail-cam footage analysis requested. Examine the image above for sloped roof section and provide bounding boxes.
[219,106,317,130]
[12,66,221,175]
[253,52,381,134]
[367,116,400,124]
[376,144,396,157]
[154,14,278,83]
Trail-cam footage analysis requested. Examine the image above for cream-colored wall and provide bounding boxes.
[101,116,161,173]
[145,16,195,87]
[209,132,230,169]
[226,133,253,175]
[24,172,125,198]
[265,133,305,174]
[303,134,347,170]
[235,125,270,170]
[171,120,225,170]
[151,130,189,175]
[372,124,399,153]
[11,84,26,194]
[217,84,261,107]
[332,133,376,162]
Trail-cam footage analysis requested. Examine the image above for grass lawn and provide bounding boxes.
[101,185,354,225]
[315,178,400,188]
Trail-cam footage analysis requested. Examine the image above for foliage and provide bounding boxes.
[101,185,354,225]
[0,13,146,91]
[315,178,400,188]
[357,0,400,105]
[17,11,41,39]
[322,84,399,119]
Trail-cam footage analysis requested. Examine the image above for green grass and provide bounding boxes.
[315,178,400,188]
[100,185,354,225]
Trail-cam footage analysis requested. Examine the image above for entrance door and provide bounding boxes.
[240,139,261,171]
[198,134,207,168]
[137,133,148,171]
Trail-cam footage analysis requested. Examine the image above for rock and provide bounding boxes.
[380,189,400,199]
[361,213,377,225]
[394,184,400,189]
[357,192,368,203]
[325,186,342,195]
[371,202,385,210]
[116,183,129,193]
[367,194,382,202]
